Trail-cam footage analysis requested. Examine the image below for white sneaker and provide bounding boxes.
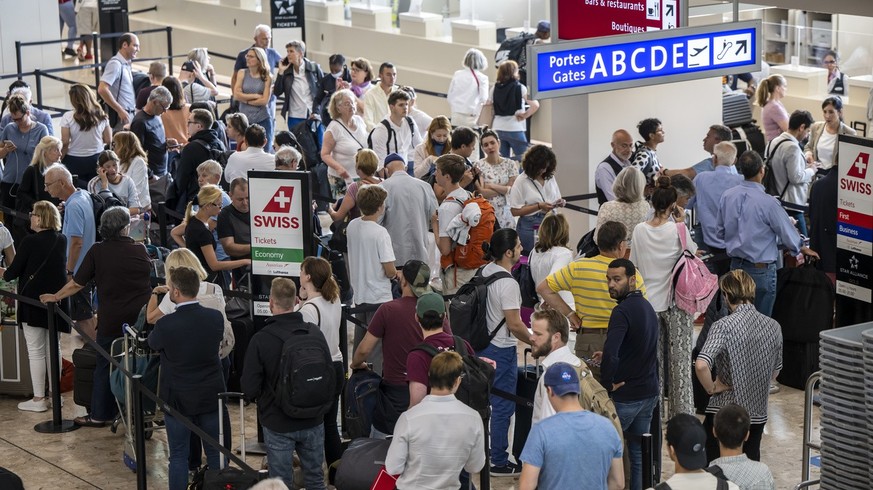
[46,396,64,408]
[18,399,49,412]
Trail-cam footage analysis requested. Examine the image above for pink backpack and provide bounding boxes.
[671,222,718,315]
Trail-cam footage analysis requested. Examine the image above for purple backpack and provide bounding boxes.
[671,222,718,315]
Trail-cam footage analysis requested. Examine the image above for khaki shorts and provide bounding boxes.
[76,6,99,36]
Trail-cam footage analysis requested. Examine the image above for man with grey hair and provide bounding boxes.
[379,153,437,267]
[275,146,301,170]
[663,124,735,179]
[274,40,324,139]
[0,85,54,134]
[595,129,634,205]
[689,141,743,275]
[131,85,177,177]
[98,32,140,131]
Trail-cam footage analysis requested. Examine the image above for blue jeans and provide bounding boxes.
[59,0,77,49]
[263,424,326,490]
[789,210,808,237]
[496,130,528,161]
[730,258,776,316]
[255,117,275,154]
[287,117,325,148]
[516,213,545,256]
[477,343,517,467]
[90,334,119,421]
[614,395,659,490]
[164,409,221,490]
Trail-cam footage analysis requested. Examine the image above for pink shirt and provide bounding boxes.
[762,101,788,142]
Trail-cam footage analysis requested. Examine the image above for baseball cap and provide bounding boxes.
[665,413,708,470]
[416,292,445,317]
[543,362,580,397]
[181,60,196,72]
[537,20,551,33]
[384,152,405,167]
[402,259,431,297]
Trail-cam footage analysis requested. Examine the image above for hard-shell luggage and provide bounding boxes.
[334,437,392,490]
[511,348,540,462]
[72,345,97,409]
[0,324,33,396]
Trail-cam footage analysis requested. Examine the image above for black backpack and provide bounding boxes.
[495,32,536,70]
[90,189,126,241]
[412,335,495,419]
[761,137,792,198]
[266,323,336,419]
[290,120,322,170]
[367,117,416,156]
[449,268,513,351]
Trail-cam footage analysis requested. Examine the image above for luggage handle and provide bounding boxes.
[217,391,247,467]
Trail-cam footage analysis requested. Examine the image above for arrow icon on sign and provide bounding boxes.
[666,4,674,15]
[735,40,748,56]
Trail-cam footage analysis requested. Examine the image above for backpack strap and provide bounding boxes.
[676,221,689,252]
[412,342,441,357]
[765,137,792,199]
[301,301,322,328]
[405,116,416,137]
[706,465,728,481]
[452,335,468,356]
[482,270,513,340]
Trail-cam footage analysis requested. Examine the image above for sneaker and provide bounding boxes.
[769,382,781,394]
[18,399,48,412]
[63,47,78,57]
[490,462,521,477]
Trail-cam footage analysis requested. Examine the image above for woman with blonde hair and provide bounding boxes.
[321,89,368,196]
[18,136,63,224]
[412,116,452,178]
[296,256,344,468]
[756,74,789,141]
[183,185,251,288]
[112,131,151,211]
[187,47,218,88]
[233,46,274,150]
[61,83,111,186]
[2,200,65,413]
[594,166,649,247]
[328,148,381,223]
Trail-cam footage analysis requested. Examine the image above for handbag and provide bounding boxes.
[69,287,94,321]
[224,274,252,320]
[477,102,494,128]
[149,173,173,205]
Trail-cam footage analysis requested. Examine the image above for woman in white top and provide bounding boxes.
[474,128,517,229]
[321,89,368,197]
[61,83,111,187]
[112,131,151,211]
[509,144,564,255]
[804,96,856,171]
[629,176,696,419]
[87,150,142,215]
[528,213,573,308]
[297,256,345,468]
[595,167,649,247]
[490,60,538,161]
[447,49,489,128]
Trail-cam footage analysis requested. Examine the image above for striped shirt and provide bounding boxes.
[710,455,775,490]
[546,255,647,329]
[698,304,783,424]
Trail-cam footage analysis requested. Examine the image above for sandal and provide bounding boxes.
[74,416,108,428]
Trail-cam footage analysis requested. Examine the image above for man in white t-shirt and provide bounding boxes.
[346,185,397,372]
[528,309,581,424]
[368,90,422,166]
[478,228,533,477]
[224,124,275,184]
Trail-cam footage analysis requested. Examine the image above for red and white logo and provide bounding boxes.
[847,152,869,180]
[262,186,295,213]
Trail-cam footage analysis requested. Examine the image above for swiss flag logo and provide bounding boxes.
[847,153,869,179]
[262,186,295,213]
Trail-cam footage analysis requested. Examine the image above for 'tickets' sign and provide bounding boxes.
[836,136,873,303]
[554,0,680,41]
[249,174,308,277]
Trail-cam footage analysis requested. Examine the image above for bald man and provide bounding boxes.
[595,130,634,205]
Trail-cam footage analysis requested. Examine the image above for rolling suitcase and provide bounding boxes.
[511,348,540,462]
[226,317,254,394]
[0,324,33,396]
[195,392,262,489]
[334,437,393,490]
[72,345,97,409]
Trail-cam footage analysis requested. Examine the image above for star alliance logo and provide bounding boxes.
[274,0,297,16]
[850,255,859,270]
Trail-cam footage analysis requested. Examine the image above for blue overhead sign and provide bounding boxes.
[528,20,761,98]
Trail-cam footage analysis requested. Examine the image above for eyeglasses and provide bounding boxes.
[44,180,60,189]
[823,59,836,65]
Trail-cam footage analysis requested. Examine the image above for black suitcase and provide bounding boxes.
[334,437,392,490]
[72,346,97,410]
[195,393,262,489]
[226,318,254,393]
[511,348,540,462]
[777,340,819,390]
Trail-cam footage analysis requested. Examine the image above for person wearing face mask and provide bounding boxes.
[315,54,351,127]
[87,150,141,215]
[274,40,325,142]
[413,116,452,179]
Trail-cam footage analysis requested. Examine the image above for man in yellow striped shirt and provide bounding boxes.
[537,221,646,381]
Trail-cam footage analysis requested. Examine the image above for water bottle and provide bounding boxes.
[532,224,540,247]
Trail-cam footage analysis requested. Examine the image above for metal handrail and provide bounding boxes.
[800,371,822,483]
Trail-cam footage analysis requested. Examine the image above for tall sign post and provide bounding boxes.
[835,135,873,327]
[248,171,313,330]
[271,0,306,44]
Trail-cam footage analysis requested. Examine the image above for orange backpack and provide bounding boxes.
[440,194,496,270]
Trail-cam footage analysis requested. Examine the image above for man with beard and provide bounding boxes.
[529,308,581,424]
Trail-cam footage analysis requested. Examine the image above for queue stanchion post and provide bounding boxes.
[132,374,148,490]
[34,302,79,433]
[642,432,654,489]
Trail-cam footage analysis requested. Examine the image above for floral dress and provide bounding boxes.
[475,157,518,229]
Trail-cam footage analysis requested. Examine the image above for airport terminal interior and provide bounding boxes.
[1,0,873,488]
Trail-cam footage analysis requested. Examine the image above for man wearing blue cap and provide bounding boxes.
[519,362,624,490]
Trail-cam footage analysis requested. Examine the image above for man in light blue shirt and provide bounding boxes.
[716,150,818,316]
[663,124,737,179]
[689,141,744,275]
